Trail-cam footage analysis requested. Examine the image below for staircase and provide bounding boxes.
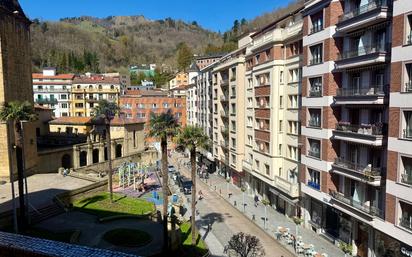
[29,203,65,225]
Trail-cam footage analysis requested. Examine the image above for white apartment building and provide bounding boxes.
[33,68,74,117]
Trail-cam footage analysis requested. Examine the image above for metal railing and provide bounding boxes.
[330,190,384,217]
[334,158,382,178]
[310,23,323,34]
[405,82,412,93]
[307,181,320,190]
[309,58,322,65]
[401,173,412,185]
[338,43,390,60]
[220,95,228,101]
[336,84,387,97]
[335,123,385,136]
[338,0,389,23]
[309,87,322,97]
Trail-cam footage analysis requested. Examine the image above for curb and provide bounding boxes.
[198,177,296,257]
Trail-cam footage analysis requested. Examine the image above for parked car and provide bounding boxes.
[168,165,176,173]
[178,176,192,194]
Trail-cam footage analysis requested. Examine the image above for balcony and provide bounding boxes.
[334,85,388,105]
[309,86,322,97]
[220,154,229,165]
[335,43,390,70]
[308,118,321,128]
[35,98,58,105]
[220,111,228,118]
[332,158,382,186]
[283,20,303,39]
[308,149,321,159]
[310,24,323,34]
[220,140,229,149]
[221,79,229,87]
[333,122,386,146]
[221,126,229,137]
[250,29,283,52]
[407,33,412,45]
[242,160,252,172]
[86,97,99,103]
[401,173,412,186]
[405,82,412,93]
[329,190,384,218]
[274,176,299,198]
[336,0,392,34]
[400,217,412,232]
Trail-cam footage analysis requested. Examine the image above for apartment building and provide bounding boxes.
[169,71,188,89]
[71,75,121,117]
[33,68,74,117]
[241,10,303,217]
[300,0,412,255]
[195,54,223,70]
[212,39,249,187]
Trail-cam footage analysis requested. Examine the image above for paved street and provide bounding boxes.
[170,154,293,257]
[170,153,346,257]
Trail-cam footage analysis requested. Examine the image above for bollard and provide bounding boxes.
[214,185,216,191]
[234,201,237,206]
[228,193,232,198]
[252,214,255,221]
[219,189,221,195]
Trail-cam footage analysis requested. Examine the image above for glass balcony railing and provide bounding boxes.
[400,216,412,232]
[310,23,323,34]
[330,190,384,217]
[405,82,412,93]
[334,158,382,178]
[336,85,387,97]
[309,86,322,97]
[307,181,320,190]
[401,173,412,185]
[308,118,321,128]
[338,0,390,23]
[338,43,390,60]
[402,129,412,139]
[335,122,386,136]
[308,149,321,159]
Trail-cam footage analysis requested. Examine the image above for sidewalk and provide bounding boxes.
[199,172,346,257]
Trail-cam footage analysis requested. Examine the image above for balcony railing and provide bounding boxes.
[220,111,228,118]
[336,84,387,97]
[308,118,321,128]
[35,98,58,104]
[220,95,228,102]
[407,33,412,45]
[308,149,321,159]
[401,173,412,185]
[307,181,320,190]
[338,0,389,23]
[334,158,382,178]
[309,58,322,65]
[338,43,390,60]
[400,216,412,232]
[310,24,323,34]
[405,82,412,93]
[309,86,322,97]
[402,129,412,139]
[220,140,229,148]
[330,190,384,217]
[335,123,385,136]
[275,176,299,197]
[221,79,229,86]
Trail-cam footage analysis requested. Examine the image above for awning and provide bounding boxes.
[269,187,299,204]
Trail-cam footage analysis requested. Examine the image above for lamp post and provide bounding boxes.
[261,199,270,230]
[241,187,246,213]
[226,177,230,197]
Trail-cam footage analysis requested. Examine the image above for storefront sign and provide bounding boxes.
[401,243,412,257]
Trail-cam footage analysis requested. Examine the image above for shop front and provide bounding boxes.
[230,167,244,188]
[196,152,216,174]
[374,230,408,257]
[269,187,298,217]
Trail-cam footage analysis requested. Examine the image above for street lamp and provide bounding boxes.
[241,186,246,213]
[226,177,230,197]
[261,199,270,230]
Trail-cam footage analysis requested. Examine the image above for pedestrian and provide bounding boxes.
[198,190,203,200]
[254,195,259,207]
[223,245,229,254]
[292,234,296,252]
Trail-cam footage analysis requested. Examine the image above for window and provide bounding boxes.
[248,78,253,89]
[231,138,236,148]
[280,71,284,84]
[231,87,236,97]
[308,139,321,159]
[308,168,321,190]
[231,154,236,164]
[265,164,270,176]
[405,64,412,92]
[288,121,298,135]
[247,116,253,127]
[137,113,146,118]
[75,103,83,108]
[248,135,253,145]
[61,103,68,109]
[257,73,269,86]
[288,145,298,160]
[403,111,412,139]
[288,95,299,109]
[248,97,253,108]
[255,54,260,64]
[255,160,260,170]
[308,109,321,128]
[401,156,412,185]
[278,144,282,155]
[310,44,323,65]
[309,77,322,97]
[279,120,283,132]
[249,154,253,162]
[231,104,236,115]
[278,168,283,177]
[152,103,157,109]
[163,103,169,108]
[137,103,145,109]
[279,96,283,108]
[310,11,323,34]
[399,201,412,231]
[289,69,300,83]
[406,14,412,45]
[60,94,67,100]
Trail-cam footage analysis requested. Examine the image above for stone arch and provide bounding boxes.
[92,149,99,164]
[115,144,122,158]
[61,154,71,169]
[79,151,87,167]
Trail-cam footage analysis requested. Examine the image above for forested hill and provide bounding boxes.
[30,16,223,73]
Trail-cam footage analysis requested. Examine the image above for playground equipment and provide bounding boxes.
[117,162,153,191]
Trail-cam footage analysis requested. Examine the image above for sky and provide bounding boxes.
[19,0,292,32]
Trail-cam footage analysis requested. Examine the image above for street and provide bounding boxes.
[170,154,293,257]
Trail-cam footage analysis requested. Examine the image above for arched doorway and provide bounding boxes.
[80,151,87,167]
[61,154,71,169]
[92,149,99,164]
[115,144,122,158]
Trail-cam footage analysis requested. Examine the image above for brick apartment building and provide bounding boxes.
[300,0,412,256]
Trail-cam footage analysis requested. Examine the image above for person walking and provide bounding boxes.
[254,195,259,207]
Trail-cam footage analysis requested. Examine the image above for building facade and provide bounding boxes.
[169,71,188,89]
[71,75,121,117]
[195,55,223,70]
[300,0,412,256]
[33,68,74,117]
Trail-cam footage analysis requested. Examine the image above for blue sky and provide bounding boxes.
[19,0,292,32]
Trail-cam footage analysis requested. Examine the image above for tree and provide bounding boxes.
[0,101,37,231]
[227,232,265,257]
[175,126,209,245]
[91,100,120,203]
[176,42,193,71]
[148,109,180,251]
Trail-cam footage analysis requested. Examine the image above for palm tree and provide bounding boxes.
[0,101,37,231]
[148,109,180,251]
[91,100,119,203]
[175,125,209,245]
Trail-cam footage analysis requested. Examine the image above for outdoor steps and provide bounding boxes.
[29,203,65,225]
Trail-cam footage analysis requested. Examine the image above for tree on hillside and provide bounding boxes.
[176,42,193,71]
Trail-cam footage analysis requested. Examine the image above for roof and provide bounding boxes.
[188,62,200,72]
[195,54,224,60]
[0,0,29,22]
[34,104,53,111]
[170,84,188,91]
[124,90,169,97]
[49,117,92,125]
[110,117,145,126]
[73,76,120,84]
[32,73,75,80]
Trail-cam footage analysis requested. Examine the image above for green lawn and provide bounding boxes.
[179,222,208,257]
[102,228,152,247]
[73,192,155,218]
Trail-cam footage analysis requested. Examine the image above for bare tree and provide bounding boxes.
[227,232,265,257]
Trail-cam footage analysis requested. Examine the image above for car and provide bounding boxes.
[168,165,176,173]
[178,176,192,194]
[172,171,181,181]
